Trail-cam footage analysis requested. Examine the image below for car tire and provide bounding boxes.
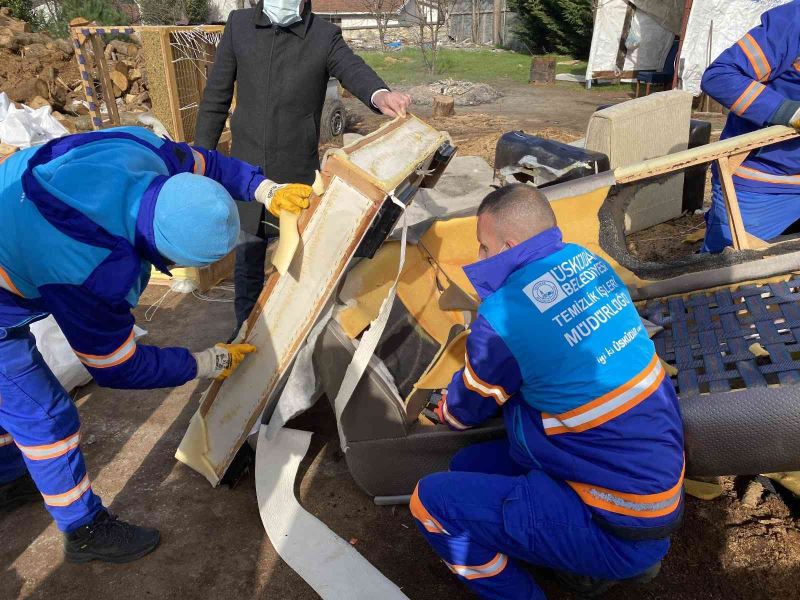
[320,99,346,143]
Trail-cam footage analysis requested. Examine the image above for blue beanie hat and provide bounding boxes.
[154,173,240,267]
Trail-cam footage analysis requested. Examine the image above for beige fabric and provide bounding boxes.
[585,90,693,233]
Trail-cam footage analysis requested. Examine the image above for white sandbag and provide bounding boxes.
[0,92,69,148]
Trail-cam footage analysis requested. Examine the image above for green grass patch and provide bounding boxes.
[357,48,589,86]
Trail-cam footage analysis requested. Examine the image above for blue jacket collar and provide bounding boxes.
[463,227,565,300]
[136,176,172,275]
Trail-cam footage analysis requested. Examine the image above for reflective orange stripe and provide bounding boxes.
[736,166,800,186]
[410,483,449,535]
[446,553,508,580]
[568,461,685,519]
[462,353,510,406]
[542,354,664,435]
[192,149,206,175]
[41,475,91,507]
[16,431,80,461]
[0,265,22,297]
[73,330,136,369]
[730,81,765,116]
[738,33,771,81]
[441,398,469,430]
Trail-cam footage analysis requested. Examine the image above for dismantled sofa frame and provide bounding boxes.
[175,115,454,485]
[314,125,800,499]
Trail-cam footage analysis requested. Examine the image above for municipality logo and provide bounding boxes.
[531,280,559,304]
[523,272,567,313]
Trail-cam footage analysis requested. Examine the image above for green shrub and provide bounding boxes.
[42,0,129,38]
[508,0,594,58]
[0,0,42,28]
[139,0,209,25]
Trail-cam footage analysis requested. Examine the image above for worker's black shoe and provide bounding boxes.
[0,473,40,512]
[553,561,661,598]
[64,510,160,564]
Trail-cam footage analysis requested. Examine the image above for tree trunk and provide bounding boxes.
[492,0,502,46]
[432,95,454,117]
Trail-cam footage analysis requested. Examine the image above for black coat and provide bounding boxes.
[195,1,388,234]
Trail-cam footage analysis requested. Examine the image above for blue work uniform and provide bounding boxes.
[411,228,685,600]
[0,127,265,531]
[700,1,800,253]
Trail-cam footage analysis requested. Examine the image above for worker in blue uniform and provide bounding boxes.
[411,184,685,599]
[0,126,311,563]
[700,0,800,252]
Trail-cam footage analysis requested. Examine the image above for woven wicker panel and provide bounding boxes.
[642,278,800,398]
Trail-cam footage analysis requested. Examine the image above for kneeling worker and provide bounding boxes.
[0,126,311,563]
[411,184,685,599]
[700,1,800,252]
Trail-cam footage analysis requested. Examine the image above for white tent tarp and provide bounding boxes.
[680,0,792,95]
[586,0,793,95]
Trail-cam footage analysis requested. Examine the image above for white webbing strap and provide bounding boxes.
[333,195,407,451]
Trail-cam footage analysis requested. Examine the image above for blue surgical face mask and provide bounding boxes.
[263,0,303,26]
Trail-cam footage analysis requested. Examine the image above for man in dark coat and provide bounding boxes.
[195,0,411,337]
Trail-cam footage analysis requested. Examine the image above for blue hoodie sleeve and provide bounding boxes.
[441,315,522,430]
[156,137,266,202]
[701,6,800,127]
[38,283,197,390]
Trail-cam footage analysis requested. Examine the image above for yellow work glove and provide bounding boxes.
[255,179,312,218]
[791,106,800,130]
[193,343,257,381]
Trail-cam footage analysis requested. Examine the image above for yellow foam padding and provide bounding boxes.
[272,210,300,276]
[337,241,466,346]
[175,410,219,485]
[684,478,724,500]
[763,472,800,497]
[418,216,480,300]
[414,329,469,390]
[660,358,678,377]
[749,342,770,358]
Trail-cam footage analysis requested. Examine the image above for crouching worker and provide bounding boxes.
[0,127,311,563]
[411,184,685,599]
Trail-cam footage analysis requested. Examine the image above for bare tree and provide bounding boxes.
[359,0,403,50]
[402,0,456,74]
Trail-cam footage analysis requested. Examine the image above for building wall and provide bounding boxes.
[448,0,523,50]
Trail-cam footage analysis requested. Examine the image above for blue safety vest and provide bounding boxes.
[474,238,685,539]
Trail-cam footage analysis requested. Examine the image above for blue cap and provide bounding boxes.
[154,173,240,267]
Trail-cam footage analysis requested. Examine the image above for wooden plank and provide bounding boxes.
[673,0,694,89]
[614,125,798,184]
[88,33,120,126]
[717,156,748,251]
[160,29,185,142]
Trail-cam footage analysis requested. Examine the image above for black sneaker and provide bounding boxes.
[64,510,160,564]
[553,561,661,598]
[0,473,40,512]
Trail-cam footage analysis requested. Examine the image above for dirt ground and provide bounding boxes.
[4,83,800,600]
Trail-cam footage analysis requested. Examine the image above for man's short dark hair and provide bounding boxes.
[477,184,557,239]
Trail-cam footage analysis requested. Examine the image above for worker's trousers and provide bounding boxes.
[411,439,670,600]
[0,327,103,531]
[702,174,800,253]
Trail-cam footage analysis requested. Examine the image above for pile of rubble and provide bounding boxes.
[408,79,502,107]
[0,10,152,135]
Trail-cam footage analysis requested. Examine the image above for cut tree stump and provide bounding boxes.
[432,95,454,117]
[530,56,556,84]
